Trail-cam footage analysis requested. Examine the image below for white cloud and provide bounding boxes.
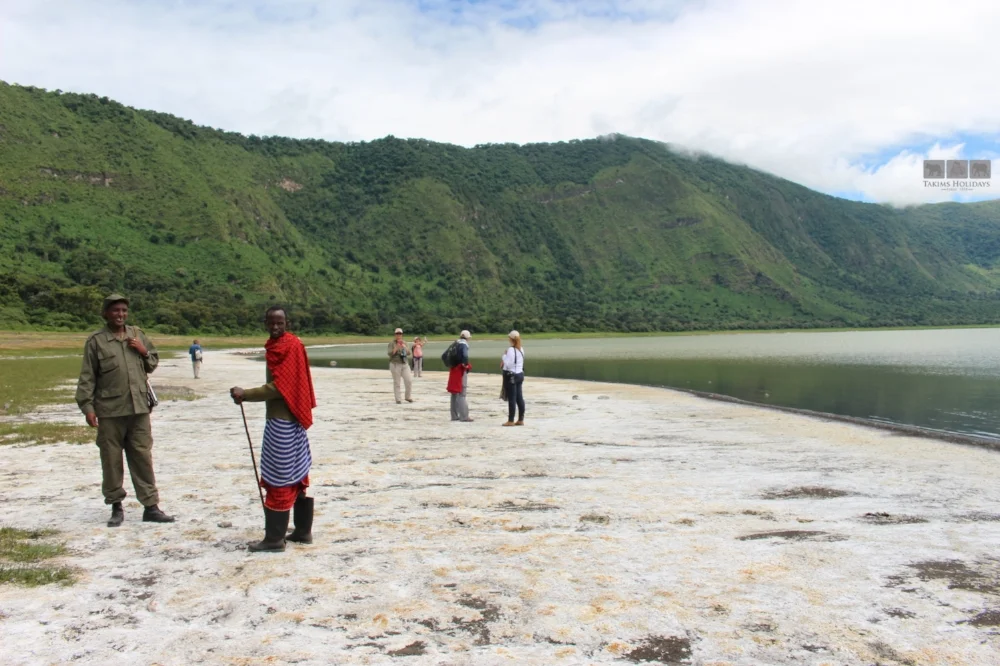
[1,0,998,204]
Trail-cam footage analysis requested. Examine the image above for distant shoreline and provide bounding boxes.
[3,322,1000,354]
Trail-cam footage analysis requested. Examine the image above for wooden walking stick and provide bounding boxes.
[240,403,266,512]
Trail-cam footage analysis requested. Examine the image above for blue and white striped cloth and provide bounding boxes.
[260,418,312,487]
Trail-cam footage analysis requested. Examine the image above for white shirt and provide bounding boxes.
[501,346,524,374]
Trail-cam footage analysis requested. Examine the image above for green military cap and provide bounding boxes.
[102,293,129,313]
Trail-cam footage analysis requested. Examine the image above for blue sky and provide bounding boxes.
[851,135,998,173]
[412,0,676,26]
[1,0,997,205]
[836,133,1000,203]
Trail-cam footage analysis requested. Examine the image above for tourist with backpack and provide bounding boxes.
[500,330,525,426]
[446,330,473,422]
[189,339,203,378]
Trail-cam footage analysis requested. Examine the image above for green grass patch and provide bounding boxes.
[0,528,63,562]
[0,566,75,586]
[0,422,93,446]
[0,330,398,355]
[152,385,202,402]
[0,356,81,415]
[0,527,75,587]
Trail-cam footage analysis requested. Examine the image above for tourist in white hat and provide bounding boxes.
[447,330,473,421]
[387,327,413,404]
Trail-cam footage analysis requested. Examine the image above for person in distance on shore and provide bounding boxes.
[411,336,424,378]
[501,330,525,426]
[75,294,175,527]
[189,339,203,378]
[448,330,473,422]
[387,327,414,403]
[230,306,317,553]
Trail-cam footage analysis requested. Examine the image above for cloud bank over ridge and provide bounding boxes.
[1,0,998,204]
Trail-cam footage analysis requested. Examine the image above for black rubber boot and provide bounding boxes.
[107,502,124,527]
[249,508,289,552]
[142,505,176,523]
[286,495,314,544]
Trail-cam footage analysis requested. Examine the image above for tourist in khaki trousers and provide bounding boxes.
[75,294,175,527]
[189,339,203,378]
[387,327,413,404]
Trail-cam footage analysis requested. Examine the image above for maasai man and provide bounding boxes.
[230,306,316,552]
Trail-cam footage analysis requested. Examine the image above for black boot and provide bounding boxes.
[249,508,289,552]
[107,502,124,527]
[142,505,176,523]
[286,495,314,544]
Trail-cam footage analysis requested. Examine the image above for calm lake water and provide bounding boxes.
[307,328,1000,442]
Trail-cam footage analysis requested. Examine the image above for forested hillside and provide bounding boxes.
[2,81,999,334]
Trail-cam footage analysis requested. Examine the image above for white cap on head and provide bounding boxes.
[460,330,471,339]
[394,328,403,334]
[508,330,520,339]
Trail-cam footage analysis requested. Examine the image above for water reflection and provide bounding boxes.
[307,329,1000,440]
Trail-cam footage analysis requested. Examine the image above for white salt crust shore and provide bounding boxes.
[1,350,999,665]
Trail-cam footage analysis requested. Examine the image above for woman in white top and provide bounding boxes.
[500,330,525,426]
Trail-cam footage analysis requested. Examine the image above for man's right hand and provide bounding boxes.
[85,413,99,428]
[230,387,245,404]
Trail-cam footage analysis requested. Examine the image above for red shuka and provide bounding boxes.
[261,476,309,511]
[265,332,317,429]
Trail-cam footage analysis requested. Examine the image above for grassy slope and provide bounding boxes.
[1,81,999,335]
[0,83,363,331]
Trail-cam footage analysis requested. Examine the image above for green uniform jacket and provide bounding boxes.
[75,325,159,418]
[242,366,296,423]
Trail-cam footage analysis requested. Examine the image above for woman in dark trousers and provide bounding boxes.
[500,330,525,426]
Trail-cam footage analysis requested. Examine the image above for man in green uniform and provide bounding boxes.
[75,294,175,527]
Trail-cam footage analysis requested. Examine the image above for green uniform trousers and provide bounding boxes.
[96,414,159,506]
